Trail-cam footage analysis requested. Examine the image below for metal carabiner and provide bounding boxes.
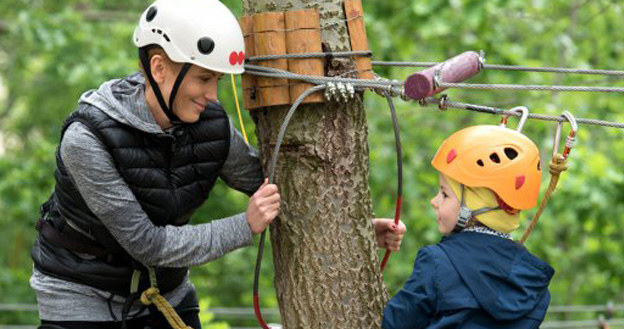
[500,106,529,132]
[552,111,578,160]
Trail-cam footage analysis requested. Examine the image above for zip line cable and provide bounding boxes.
[372,61,624,76]
[419,96,624,129]
[379,92,403,271]
[248,52,624,76]
[436,82,624,93]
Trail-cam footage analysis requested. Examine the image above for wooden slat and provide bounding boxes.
[344,0,373,79]
[239,15,261,110]
[253,12,290,107]
[285,9,324,104]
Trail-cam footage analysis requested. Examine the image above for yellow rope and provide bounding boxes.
[230,74,249,144]
[520,153,568,244]
[141,287,193,329]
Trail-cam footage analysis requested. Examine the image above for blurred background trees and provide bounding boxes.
[1,0,623,327]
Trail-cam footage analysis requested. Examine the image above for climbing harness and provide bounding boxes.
[520,111,578,244]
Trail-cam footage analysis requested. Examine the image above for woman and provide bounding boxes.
[31,0,405,328]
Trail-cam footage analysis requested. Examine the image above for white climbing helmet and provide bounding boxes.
[133,0,246,74]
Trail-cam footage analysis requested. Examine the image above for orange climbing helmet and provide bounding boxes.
[431,124,542,210]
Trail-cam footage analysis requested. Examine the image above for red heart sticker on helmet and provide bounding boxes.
[446,149,457,164]
[229,51,245,66]
[515,175,525,190]
[229,51,238,65]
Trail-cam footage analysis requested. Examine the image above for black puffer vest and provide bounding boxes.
[31,102,230,296]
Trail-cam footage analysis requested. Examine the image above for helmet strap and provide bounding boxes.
[139,47,192,126]
[453,184,501,233]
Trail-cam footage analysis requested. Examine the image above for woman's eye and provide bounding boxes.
[442,192,448,198]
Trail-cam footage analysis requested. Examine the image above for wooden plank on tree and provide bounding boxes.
[343,0,373,80]
[239,15,261,110]
[285,9,325,104]
[253,11,291,108]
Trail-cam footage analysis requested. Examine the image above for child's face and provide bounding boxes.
[430,174,461,235]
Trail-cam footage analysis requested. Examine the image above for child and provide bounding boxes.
[383,125,554,329]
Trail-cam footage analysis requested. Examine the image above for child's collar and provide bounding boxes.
[462,226,512,240]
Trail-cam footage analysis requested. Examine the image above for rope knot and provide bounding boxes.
[549,154,568,176]
[140,287,160,306]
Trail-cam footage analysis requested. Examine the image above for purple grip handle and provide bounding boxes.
[404,51,482,100]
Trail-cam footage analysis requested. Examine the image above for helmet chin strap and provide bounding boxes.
[453,184,501,233]
[139,47,192,126]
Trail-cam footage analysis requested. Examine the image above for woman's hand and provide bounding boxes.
[246,178,281,234]
[373,218,406,251]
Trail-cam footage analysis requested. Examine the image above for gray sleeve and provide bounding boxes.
[219,123,264,195]
[60,122,253,268]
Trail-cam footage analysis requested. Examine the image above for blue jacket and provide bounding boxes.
[383,232,554,329]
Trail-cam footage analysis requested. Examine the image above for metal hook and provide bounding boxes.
[478,50,486,71]
[552,111,578,159]
[438,94,448,111]
[500,106,529,132]
[433,61,446,90]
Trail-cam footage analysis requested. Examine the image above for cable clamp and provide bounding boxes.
[325,82,355,102]
[438,94,449,111]
[324,82,337,101]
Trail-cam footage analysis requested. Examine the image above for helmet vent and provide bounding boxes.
[537,161,541,171]
[197,37,215,55]
[163,33,170,42]
[489,153,501,164]
[146,6,157,22]
[504,147,518,160]
[477,159,484,167]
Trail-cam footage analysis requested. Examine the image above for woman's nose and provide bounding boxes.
[205,81,218,101]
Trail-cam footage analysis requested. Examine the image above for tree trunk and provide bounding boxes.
[242,0,388,328]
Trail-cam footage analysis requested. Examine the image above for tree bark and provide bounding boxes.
[242,0,388,328]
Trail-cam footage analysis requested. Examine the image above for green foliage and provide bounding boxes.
[1,0,623,326]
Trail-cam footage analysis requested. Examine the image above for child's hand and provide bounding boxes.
[373,218,406,251]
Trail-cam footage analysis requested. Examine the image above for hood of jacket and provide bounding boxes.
[78,72,164,134]
[439,232,555,321]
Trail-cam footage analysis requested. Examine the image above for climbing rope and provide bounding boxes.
[520,112,577,244]
[230,74,249,144]
[135,268,194,329]
[141,287,193,329]
[519,153,568,244]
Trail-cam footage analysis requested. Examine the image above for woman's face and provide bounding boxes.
[167,64,222,123]
[430,174,461,235]
[154,57,223,124]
